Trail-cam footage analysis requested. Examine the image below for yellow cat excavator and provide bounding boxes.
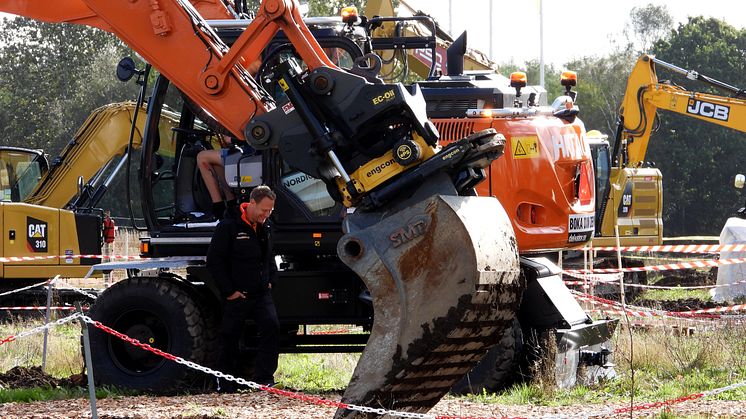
[0,102,178,282]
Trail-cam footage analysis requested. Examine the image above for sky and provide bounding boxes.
[400,0,746,69]
[2,0,745,68]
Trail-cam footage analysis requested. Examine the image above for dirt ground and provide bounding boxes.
[0,367,744,418]
[1,389,745,418]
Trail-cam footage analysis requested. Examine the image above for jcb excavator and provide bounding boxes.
[1,1,615,414]
[595,55,746,252]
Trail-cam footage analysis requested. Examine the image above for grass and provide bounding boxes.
[0,385,131,403]
[0,296,744,413]
[0,319,83,379]
[459,323,746,409]
[636,287,712,302]
[277,353,359,391]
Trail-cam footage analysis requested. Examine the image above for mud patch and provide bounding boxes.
[653,267,717,287]
[0,366,85,389]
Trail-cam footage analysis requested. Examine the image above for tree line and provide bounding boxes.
[1,4,745,236]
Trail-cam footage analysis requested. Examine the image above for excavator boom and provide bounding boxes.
[621,55,746,168]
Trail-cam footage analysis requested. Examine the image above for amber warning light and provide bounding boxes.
[340,6,358,23]
[561,71,577,87]
[509,72,527,88]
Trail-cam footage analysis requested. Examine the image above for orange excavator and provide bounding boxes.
[1,0,615,415]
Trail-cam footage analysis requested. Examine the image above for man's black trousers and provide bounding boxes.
[218,292,280,385]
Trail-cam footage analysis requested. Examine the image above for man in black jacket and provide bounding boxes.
[207,185,279,390]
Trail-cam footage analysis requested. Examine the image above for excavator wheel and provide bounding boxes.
[335,192,521,417]
[88,275,213,393]
[449,318,523,395]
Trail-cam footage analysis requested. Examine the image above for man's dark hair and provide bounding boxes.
[250,185,276,203]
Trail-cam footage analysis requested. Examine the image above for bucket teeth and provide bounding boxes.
[335,195,521,418]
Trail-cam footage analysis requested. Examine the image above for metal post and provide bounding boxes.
[77,302,98,419]
[539,0,545,87]
[41,275,59,372]
[615,225,625,306]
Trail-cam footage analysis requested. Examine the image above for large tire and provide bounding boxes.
[450,318,523,395]
[88,276,211,393]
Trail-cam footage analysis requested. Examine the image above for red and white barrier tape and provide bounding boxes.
[563,273,746,290]
[0,254,142,263]
[575,291,746,319]
[586,243,746,254]
[576,279,746,290]
[564,257,746,274]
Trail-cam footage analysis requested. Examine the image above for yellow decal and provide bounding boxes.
[512,136,540,159]
[396,144,412,160]
[372,89,396,105]
[240,175,253,184]
[365,158,396,178]
[278,78,289,92]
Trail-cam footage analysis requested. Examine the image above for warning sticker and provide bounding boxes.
[511,136,540,159]
[568,213,595,244]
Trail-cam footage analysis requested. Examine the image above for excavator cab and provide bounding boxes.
[0,147,49,202]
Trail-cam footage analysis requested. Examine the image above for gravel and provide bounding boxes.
[1,391,745,418]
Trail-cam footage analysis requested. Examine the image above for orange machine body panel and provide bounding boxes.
[436,116,596,252]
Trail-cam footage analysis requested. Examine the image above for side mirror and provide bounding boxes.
[116,57,140,82]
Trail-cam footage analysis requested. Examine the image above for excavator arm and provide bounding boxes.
[1,0,520,416]
[619,54,746,168]
[597,54,746,245]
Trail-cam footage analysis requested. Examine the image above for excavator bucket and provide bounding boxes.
[336,184,522,417]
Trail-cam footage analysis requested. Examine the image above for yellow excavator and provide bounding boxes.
[0,101,183,287]
[0,103,143,282]
[591,54,746,286]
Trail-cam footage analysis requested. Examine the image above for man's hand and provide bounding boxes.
[227,291,246,300]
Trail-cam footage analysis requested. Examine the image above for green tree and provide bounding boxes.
[565,46,636,135]
[0,17,140,157]
[625,4,674,53]
[647,17,746,235]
